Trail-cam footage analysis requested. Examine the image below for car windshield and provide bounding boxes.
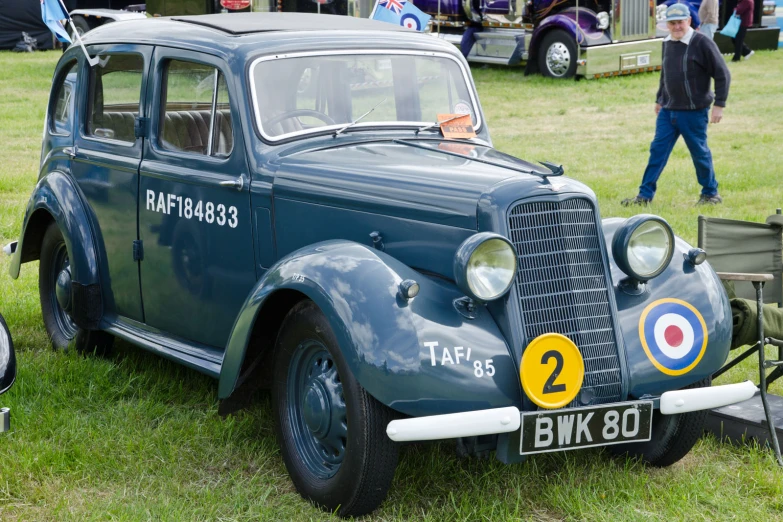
[250,51,480,141]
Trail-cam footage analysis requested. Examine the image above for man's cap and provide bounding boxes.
[666,3,691,21]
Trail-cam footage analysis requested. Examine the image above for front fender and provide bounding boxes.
[531,10,611,52]
[603,218,732,397]
[10,171,100,288]
[219,240,523,417]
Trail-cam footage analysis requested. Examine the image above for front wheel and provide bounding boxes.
[609,378,710,466]
[537,30,579,79]
[272,300,399,517]
[38,222,113,355]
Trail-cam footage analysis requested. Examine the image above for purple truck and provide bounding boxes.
[418,0,668,78]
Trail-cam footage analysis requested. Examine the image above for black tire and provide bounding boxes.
[609,378,710,467]
[39,222,113,355]
[63,16,91,52]
[537,30,578,79]
[272,300,399,517]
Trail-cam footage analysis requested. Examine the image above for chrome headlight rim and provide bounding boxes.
[454,233,517,302]
[611,215,675,282]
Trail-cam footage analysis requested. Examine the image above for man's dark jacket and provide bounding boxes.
[656,31,731,110]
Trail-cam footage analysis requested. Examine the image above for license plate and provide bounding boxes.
[638,54,651,66]
[519,401,653,455]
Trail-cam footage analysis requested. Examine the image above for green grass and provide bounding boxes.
[2,49,783,521]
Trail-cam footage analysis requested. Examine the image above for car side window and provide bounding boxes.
[160,60,233,157]
[87,54,144,143]
[51,61,78,135]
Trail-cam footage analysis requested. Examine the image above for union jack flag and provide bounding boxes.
[379,0,406,14]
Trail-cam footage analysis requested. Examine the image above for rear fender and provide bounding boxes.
[10,172,102,328]
[218,240,522,417]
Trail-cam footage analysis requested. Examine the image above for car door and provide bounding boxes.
[138,48,255,349]
[71,45,154,323]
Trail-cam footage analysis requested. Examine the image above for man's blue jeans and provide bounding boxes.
[638,108,719,200]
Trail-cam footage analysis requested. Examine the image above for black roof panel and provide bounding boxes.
[171,12,410,35]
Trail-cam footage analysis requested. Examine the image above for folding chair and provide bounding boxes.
[698,210,783,465]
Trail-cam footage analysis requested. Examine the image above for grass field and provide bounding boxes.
[1,49,783,521]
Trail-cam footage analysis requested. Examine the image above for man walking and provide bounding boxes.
[622,3,730,206]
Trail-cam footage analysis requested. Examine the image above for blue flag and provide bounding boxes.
[372,0,431,31]
[41,0,72,44]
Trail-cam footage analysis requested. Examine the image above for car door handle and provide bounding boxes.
[63,145,78,158]
[219,176,244,191]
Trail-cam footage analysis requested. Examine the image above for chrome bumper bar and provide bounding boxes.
[386,381,756,442]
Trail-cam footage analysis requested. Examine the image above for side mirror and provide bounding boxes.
[0,313,15,433]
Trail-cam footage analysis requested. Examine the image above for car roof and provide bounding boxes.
[170,12,410,34]
[81,13,454,60]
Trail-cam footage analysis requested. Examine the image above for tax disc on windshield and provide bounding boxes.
[520,333,584,409]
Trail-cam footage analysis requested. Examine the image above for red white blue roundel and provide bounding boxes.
[400,13,421,30]
[639,298,708,376]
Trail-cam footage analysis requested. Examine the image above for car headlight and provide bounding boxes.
[612,215,674,282]
[454,233,517,302]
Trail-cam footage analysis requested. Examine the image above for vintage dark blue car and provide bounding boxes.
[7,12,755,516]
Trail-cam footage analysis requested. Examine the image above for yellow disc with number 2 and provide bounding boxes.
[520,333,585,409]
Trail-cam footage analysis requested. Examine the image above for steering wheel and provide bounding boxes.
[265,109,336,128]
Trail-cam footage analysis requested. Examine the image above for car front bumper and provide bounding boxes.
[385,380,756,442]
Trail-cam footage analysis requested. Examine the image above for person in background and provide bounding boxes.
[699,0,719,39]
[621,3,730,207]
[732,0,755,61]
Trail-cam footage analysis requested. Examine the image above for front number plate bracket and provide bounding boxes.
[519,401,653,455]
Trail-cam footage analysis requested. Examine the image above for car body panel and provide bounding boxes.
[218,240,523,416]
[15,13,734,427]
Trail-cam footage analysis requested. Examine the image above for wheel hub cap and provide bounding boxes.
[55,267,72,314]
[302,380,331,438]
[288,343,348,479]
[546,43,571,77]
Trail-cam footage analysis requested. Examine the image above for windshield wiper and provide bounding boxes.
[333,97,387,137]
[416,114,469,135]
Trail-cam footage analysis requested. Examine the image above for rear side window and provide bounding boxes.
[87,54,144,143]
[160,59,233,157]
[51,61,78,135]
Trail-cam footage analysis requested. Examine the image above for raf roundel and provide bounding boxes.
[400,13,421,30]
[639,298,708,376]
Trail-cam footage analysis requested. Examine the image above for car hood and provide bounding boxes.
[272,139,588,230]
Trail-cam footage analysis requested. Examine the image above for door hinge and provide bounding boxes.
[133,240,144,261]
[134,117,149,139]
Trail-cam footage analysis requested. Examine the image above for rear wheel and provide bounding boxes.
[609,378,710,466]
[272,300,399,517]
[537,30,578,79]
[38,222,113,355]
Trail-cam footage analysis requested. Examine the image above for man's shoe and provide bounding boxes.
[697,194,723,205]
[621,196,651,207]
[745,50,755,60]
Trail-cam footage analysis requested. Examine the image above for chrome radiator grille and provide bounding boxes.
[621,0,650,38]
[508,198,622,405]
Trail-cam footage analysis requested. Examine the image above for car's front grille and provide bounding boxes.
[508,198,623,406]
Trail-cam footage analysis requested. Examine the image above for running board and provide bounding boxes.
[106,321,223,378]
